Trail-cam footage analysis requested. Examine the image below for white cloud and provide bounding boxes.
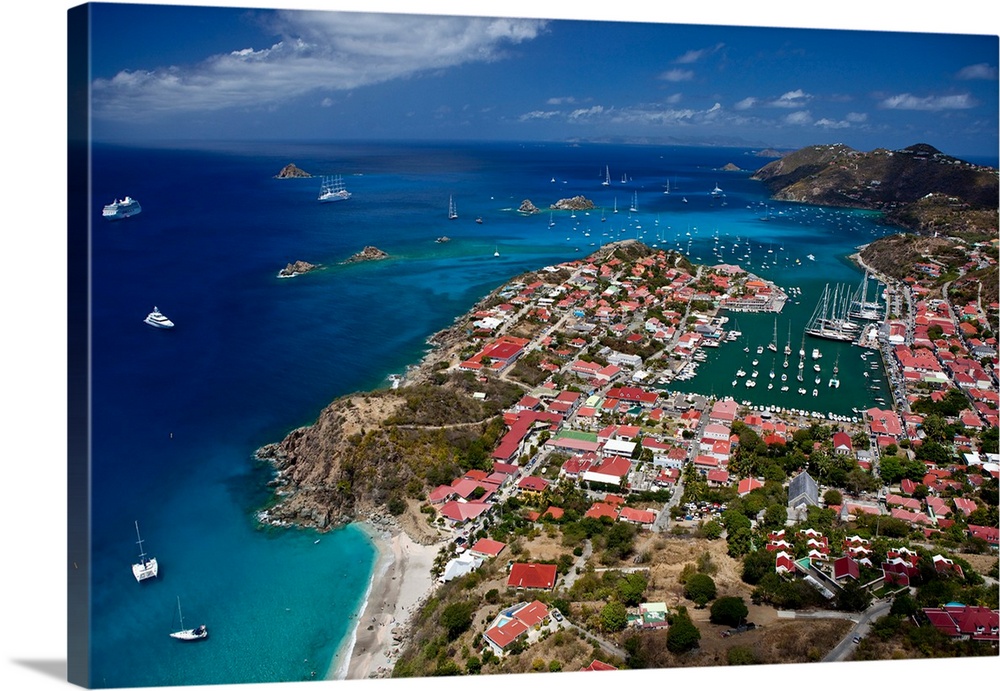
[879,92,976,110]
[673,43,724,64]
[518,110,559,121]
[568,105,605,120]
[784,110,813,125]
[92,12,548,120]
[547,96,577,105]
[658,68,694,82]
[956,63,997,80]
[845,112,868,123]
[814,117,851,129]
[734,96,757,110]
[771,90,811,108]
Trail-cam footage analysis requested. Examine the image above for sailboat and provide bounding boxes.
[602,165,611,186]
[493,245,500,258]
[132,521,158,583]
[663,178,670,195]
[169,597,208,641]
[828,354,841,388]
[784,324,792,356]
[629,191,638,213]
[448,195,458,220]
[767,318,778,352]
[318,175,351,203]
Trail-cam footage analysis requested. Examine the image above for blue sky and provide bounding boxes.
[83,1,999,157]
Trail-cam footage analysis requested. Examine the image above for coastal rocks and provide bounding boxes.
[518,199,540,214]
[344,246,389,264]
[550,195,595,211]
[721,163,742,172]
[274,163,311,178]
[435,236,451,243]
[277,260,319,278]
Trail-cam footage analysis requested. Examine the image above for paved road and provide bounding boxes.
[822,599,893,662]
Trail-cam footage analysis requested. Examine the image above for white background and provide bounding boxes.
[1,2,997,691]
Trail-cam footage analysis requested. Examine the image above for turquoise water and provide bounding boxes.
[85,140,895,687]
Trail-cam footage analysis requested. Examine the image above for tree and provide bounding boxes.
[835,579,872,613]
[741,548,774,585]
[600,601,628,632]
[823,488,843,506]
[666,608,701,653]
[702,519,723,540]
[709,596,749,627]
[617,572,649,606]
[439,601,475,640]
[684,573,717,606]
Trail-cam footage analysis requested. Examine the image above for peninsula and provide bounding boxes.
[256,143,998,680]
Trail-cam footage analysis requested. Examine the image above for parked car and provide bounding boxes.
[852,636,861,644]
[551,609,563,622]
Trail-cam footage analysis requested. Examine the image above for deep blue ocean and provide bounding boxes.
[88,139,906,687]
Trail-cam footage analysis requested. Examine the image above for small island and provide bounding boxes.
[518,199,540,214]
[274,163,312,179]
[721,163,742,172]
[549,195,595,210]
[343,246,389,264]
[277,260,319,278]
[435,236,451,244]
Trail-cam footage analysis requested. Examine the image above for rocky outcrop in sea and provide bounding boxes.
[274,163,311,179]
[344,246,389,264]
[518,199,540,214]
[550,195,595,210]
[277,260,319,278]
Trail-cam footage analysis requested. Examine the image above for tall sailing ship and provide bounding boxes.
[848,271,885,321]
[805,283,859,342]
[318,175,351,202]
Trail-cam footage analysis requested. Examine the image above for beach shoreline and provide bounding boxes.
[327,522,442,681]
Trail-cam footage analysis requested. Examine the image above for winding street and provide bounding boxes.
[821,598,893,662]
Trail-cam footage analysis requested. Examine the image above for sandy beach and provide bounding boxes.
[329,524,442,680]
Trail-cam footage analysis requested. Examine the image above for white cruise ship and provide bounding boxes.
[318,175,351,202]
[103,196,142,220]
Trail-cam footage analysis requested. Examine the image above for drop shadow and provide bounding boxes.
[11,659,67,682]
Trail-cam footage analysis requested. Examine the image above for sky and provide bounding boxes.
[0,3,998,691]
[80,1,1000,157]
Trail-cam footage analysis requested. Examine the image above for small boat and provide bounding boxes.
[493,245,500,258]
[132,521,158,583]
[448,195,458,220]
[144,306,174,329]
[102,196,142,220]
[476,217,483,224]
[602,166,611,186]
[710,183,723,197]
[318,175,351,203]
[169,597,208,642]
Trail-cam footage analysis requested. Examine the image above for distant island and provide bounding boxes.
[274,163,312,179]
[343,246,389,264]
[277,260,319,278]
[721,163,742,172]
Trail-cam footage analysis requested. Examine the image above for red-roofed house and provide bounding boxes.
[618,506,657,527]
[832,432,853,456]
[737,477,764,496]
[582,660,618,671]
[922,605,999,642]
[439,500,491,525]
[482,600,551,656]
[832,555,861,581]
[585,502,620,521]
[469,538,507,558]
[507,562,558,590]
[518,475,550,495]
[582,455,632,486]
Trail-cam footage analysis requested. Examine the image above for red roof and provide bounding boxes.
[469,538,506,557]
[582,660,618,671]
[618,506,656,524]
[484,618,529,649]
[507,562,558,590]
[585,502,619,520]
